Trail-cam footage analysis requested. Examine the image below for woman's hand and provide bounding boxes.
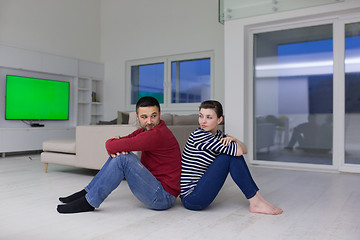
[220,135,236,146]
[220,134,248,156]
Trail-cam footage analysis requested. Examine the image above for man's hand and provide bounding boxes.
[109,136,127,157]
[110,151,129,158]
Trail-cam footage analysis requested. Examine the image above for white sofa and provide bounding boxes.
[41,125,138,172]
[41,113,221,172]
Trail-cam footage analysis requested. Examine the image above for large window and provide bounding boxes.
[127,52,213,108]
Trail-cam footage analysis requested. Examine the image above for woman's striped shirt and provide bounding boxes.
[180,128,237,198]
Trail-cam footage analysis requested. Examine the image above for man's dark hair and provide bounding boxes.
[136,96,161,113]
[199,100,223,118]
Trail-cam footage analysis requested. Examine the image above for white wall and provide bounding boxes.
[100,0,224,119]
[0,1,102,128]
[224,0,360,143]
[0,0,224,120]
[0,0,101,62]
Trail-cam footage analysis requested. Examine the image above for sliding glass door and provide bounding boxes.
[345,22,360,166]
[253,24,333,166]
[251,17,360,172]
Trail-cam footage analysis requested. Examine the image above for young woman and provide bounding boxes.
[180,100,283,215]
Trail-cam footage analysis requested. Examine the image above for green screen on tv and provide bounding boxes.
[5,75,70,120]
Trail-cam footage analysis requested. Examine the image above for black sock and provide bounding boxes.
[57,196,95,214]
[59,189,87,203]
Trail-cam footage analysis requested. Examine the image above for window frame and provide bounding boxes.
[125,51,214,111]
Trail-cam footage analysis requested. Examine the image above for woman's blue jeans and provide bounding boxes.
[181,154,259,210]
[84,152,176,210]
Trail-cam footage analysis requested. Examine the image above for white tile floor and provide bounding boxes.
[1,153,359,240]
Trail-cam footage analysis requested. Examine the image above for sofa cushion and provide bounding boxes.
[173,114,199,125]
[128,112,172,126]
[128,111,140,127]
[42,139,76,154]
[160,113,173,125]
[97,118,117,125]
[41,152,76,165]
[117,111,130,124]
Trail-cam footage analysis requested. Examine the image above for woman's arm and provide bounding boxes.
[220,135,248,156]
[192,130,238,156]
[236,140,248,156]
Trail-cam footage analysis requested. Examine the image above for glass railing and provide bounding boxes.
[219,0,344,24]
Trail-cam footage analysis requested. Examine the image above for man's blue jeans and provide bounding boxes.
[84,153,176,210]
[181,154,259,210]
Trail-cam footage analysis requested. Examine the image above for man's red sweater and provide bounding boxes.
[105,120,181,197]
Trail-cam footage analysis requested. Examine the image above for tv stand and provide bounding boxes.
[30,123,44,127]
[0,127,75,156]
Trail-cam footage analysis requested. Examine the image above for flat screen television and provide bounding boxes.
[5,75,70,120]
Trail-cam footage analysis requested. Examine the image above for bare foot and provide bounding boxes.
[257,192,280,210]
[248,192,283,215]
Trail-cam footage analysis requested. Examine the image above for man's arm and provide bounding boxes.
[105,128,163,156]
[107,130,142,157]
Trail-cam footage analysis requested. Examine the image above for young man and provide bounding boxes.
[57,96,181,214]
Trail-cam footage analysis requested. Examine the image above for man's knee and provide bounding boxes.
[114,152,140,169]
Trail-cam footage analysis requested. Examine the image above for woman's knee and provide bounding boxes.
[214,154,233,166]
[217,154,244,165]
[218,153,244,160]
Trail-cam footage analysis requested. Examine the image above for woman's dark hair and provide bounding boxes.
[199,100,223,118]
[136,96,161,113]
